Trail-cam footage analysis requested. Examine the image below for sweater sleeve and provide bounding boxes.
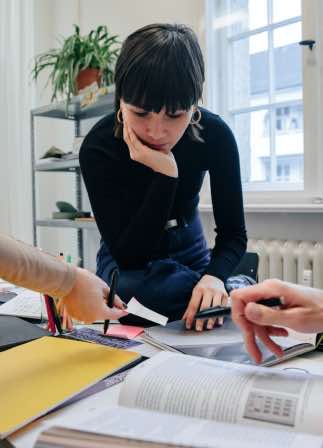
[80,130,178,268]
[0,234,76,298]
[205,117,247,281]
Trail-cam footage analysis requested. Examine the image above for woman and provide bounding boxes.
[0,234,127,323]
[231,279,323,364]
[80,23,247,329]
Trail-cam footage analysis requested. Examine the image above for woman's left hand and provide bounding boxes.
[182,274,228,331]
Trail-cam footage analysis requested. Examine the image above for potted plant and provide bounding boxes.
[31,24,120,105]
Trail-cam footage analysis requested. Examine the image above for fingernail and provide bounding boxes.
[122,301,128,309]
[246,303,262,320]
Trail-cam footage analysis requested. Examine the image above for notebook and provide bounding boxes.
[0,336,141,438]
[0,316,50,351]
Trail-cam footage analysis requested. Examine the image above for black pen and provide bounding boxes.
[194,297,283,320]
[103,268,119,334]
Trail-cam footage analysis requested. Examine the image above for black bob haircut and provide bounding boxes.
[114,23,205,141]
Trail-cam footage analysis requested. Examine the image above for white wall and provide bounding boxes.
[79,0,204,41]
[0,0,35,243]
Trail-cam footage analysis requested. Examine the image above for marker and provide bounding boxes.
[103,268,119,334]
[194,297,283,320]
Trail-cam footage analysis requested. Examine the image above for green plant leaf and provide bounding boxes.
[31,24,121,103]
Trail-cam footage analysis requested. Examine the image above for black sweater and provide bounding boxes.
[80,108,247,281]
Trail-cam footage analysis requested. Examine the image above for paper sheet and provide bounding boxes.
[105,324,144,339]
[0,290,43,319]
[49,405,323,448]
[127,298,168,326]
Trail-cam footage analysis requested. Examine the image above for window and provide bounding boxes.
[204,0,323,206]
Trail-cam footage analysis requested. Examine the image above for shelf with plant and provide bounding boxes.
[31,24,120,106]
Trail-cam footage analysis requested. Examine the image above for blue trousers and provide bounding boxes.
[96,212,210,325]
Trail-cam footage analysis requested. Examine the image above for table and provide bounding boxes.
[8,347,323,448]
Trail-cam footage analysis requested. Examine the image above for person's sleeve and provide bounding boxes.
[205,119,247,281]
[79,136,178,268]
[0,234,76,298]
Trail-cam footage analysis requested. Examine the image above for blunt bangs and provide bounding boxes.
[115,24,204,114]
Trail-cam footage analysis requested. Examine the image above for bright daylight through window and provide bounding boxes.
[201,0,304,204]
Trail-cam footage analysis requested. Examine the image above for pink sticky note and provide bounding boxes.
[105,324,144,340]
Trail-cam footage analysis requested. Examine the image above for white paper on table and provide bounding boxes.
[0,290,43,319]
[127,298,168,326]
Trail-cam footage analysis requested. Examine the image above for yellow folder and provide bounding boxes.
[0,336,140,438]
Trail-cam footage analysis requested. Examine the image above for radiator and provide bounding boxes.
[248,239,323,289]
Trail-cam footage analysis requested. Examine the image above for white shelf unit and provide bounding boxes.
[30,94,114,266]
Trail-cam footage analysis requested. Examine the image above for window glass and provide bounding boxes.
[208,0,303,192]
[273,0,301,23]
[273,23,303,103]
[228,0,268,36]
[234,109,270,183]
[231,33,269,109]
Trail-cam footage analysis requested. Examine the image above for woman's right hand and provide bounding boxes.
[61,267,128,324]
[123,121,178,178]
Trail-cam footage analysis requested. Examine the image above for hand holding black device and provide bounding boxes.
[194,297,282,320]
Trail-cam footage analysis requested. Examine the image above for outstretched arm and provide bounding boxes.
[0,234,127,323]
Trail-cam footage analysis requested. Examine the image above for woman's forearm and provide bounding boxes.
[0,234,76,298]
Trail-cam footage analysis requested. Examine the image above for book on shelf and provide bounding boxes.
[141,319,323,367]
[74,216,95,222]
[35,351,323,447]
[0,336,141,438]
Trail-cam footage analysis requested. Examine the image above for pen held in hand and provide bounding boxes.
[103,268,119,334]
[194,297,283,320]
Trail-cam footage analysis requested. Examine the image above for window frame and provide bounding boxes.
[205,0,323,208]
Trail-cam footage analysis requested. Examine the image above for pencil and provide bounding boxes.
[43,295,56,334]
[47,295,63,334]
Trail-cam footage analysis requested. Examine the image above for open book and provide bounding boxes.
[141,319,323,366]
[35,351,323,447]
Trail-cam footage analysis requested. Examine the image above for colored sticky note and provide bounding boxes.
[105,324,144,339]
